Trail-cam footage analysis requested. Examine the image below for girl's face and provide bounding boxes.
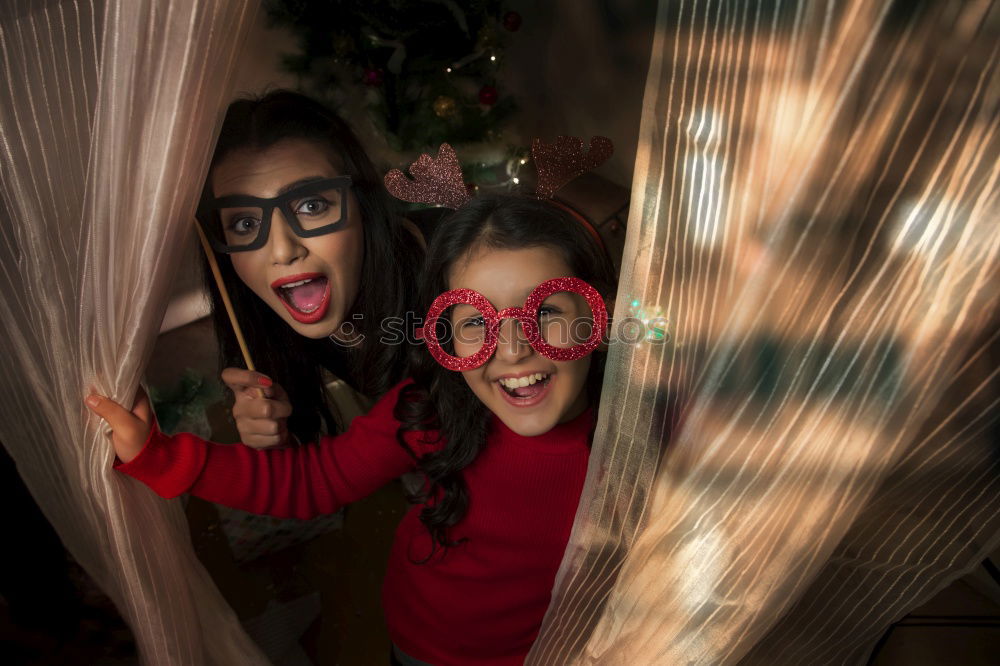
[210,139,364,339]
[447,245,593,437]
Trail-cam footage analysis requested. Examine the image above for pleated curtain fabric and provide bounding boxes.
[0,1,268,663]
[529,1,1000,664]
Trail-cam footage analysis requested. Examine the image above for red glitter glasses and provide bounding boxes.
[418,277,608,371]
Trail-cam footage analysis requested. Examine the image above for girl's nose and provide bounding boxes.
[495,318,532,363]
[267,212,307,265]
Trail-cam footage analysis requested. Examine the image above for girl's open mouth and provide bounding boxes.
[272,273,331,324]
[496,372,552,407]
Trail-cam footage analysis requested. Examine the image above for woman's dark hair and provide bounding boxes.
[202,90,421,441]
[394,194,618,555]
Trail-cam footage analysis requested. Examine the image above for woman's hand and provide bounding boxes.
[84,388,153,464]
[221,368,294,449]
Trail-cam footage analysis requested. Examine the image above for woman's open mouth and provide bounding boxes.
[495,372,553,407]
[271,273,331,324]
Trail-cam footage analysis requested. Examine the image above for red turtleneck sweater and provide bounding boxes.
[117,379,593,665]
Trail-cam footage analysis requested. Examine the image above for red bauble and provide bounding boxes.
[362,67,384,86]
[478,85,499,106]
[503,10,522,32]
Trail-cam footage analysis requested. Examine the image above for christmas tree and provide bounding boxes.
[266,0,524,156]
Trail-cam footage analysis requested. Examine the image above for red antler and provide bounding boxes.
[531,136,614,198]
[384,143,471,209]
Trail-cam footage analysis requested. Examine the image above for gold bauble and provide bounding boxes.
[433,95,457,118]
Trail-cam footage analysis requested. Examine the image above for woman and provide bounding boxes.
[198,90,424,444]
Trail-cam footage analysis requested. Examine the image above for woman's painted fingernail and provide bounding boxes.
[85,394,101,408]
[257,376,273,387]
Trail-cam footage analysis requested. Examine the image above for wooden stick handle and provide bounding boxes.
[194,222,266,399]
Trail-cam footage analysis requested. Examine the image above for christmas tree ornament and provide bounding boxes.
[478,85,499,106]
[503,11,522,32]
[362,67,384,86]
[433,95,458,118]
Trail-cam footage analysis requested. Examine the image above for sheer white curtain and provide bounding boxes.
[0,1,268,663]
[531,1,999,663]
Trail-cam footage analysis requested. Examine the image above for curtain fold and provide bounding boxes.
[0,1,268,663]
[530,1,999,663]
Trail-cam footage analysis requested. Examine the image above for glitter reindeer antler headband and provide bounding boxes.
[383,135,614,207]
[532,135,614,198]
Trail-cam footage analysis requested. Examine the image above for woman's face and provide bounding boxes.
[210,139,364,339]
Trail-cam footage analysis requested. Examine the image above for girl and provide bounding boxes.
[88,194,617,665]
[200,90,424,446]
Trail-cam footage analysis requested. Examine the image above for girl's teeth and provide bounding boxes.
[282,278,313,289]
[500,373,548,389]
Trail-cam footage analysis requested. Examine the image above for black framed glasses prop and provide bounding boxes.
[197,176,353,253]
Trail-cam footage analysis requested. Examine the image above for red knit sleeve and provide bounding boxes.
[115,379,419,519]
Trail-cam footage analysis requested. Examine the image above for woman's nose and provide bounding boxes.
[495,318,532,362]
[267,212,307,265]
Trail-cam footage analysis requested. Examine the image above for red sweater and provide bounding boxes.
[117,379,592,665]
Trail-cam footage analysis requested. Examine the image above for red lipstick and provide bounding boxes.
[271,272,331,324]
